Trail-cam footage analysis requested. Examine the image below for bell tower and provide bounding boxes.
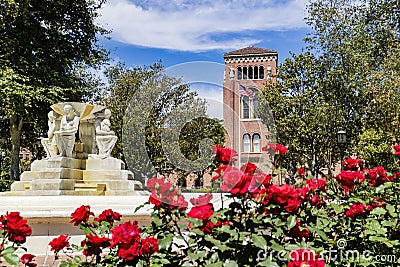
[223,46,278,168]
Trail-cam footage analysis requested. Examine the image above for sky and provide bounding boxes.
[97,0,310,119]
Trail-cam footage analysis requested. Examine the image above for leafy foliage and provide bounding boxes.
[0,0,109,179]
[103,63,225,183]
[260,0,400,173]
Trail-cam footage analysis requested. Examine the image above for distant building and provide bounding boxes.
[223,46,278,169]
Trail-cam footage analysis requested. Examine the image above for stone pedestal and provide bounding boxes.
[6,157,142,196]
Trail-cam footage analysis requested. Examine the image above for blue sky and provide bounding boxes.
[97,0,310,118]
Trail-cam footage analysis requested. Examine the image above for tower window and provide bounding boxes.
[237,67,242,80]
[243,134,251,152]
[240,88,259,119]
[242,96,250,119]
[253,134,260,152]
[254,66,258,79]
[259,66,264,79]
[243,66,248,79]
[248,66,253,79]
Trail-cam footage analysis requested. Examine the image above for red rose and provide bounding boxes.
[240,162,258,174]
[345,203,366,218]
[289,219,310,240]
[0,212,32,244]
[212,145,238,164]
[111,221,141,247]
[249,172,271,193]
[276,144,288,154]
[335,171,365,191]
[81,234,110,256]
[364,166,392,187]
[220,169,251,196]
[49,234,70,252]
[262,143,288,155]
[142,237,159,255]
[393,144,400,156]
[190,193,212,206]
[267,184,303,213]
[20,254,36,267]
[342,157,363,171]
[310,195,325,207]
[187,203,214,222]
[306,178,326,191]
[94,209,122,225]
[366,198,385,211]
[70,205,94,226]
[297,167,306,176]
[212,164,232,181]
[147,178,188,210]
[288,249,325,267]
[118,242,141,262]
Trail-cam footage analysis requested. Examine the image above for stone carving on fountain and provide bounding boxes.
[7,102,144,196]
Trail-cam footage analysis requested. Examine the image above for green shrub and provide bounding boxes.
[0,179,13,192]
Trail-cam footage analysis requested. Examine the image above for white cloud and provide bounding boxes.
[190,83,223,119]
[97,0,307,51]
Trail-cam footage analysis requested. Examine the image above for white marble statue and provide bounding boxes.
[40,111,58,158]
[54,104,80,158]
[95,118,117,158]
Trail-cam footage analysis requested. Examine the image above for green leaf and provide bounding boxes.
[252,235,267,249]
[386,205,396,217]
[158,235,173,250]
[315,229,328,240]
[224,259,239,267]
[2,246,16,254]
[3,253,20,266]
[370,207,386,216]
[256,259,280,267]
[287,215,297,230]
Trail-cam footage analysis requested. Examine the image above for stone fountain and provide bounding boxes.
[5,102,144,196]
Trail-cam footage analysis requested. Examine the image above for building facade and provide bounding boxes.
[223,46,278,169]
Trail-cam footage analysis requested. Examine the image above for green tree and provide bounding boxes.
[0,0,108,179]
[260,0,400,173]
[103,64,225,183]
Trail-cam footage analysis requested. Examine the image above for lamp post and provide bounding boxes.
[0,151,5,178]
[337,130,347,170]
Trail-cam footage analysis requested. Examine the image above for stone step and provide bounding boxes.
[85,157,125,171]
[10,181,30,191]
[30,179,76,191]
[75,180,142,191]
[21,168,83,181]
[47,157,85,169]
[22,190,77,196]
[83,170,129,181]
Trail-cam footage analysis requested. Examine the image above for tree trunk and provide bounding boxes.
[10,114,23,180]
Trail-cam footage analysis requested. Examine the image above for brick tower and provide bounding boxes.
[223,46,278,169]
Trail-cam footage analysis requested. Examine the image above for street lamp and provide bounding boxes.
[0,151,5,178]
[337,130,347,169]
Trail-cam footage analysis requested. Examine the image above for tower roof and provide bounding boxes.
[224,46,277,57]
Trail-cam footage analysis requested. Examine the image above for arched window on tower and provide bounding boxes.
[243,134,251,152]
[243,66,248,79]
[248,66,253,79]
[237,67,242,80]
[259,66,264,79]
[254,66,259,79]
[253,134,260,152]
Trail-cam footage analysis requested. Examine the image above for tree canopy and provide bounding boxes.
[0,0,109,179]
[261,0,400,172]
[102,63,226,184]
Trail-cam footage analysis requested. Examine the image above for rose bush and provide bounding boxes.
[2,144,400,266]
